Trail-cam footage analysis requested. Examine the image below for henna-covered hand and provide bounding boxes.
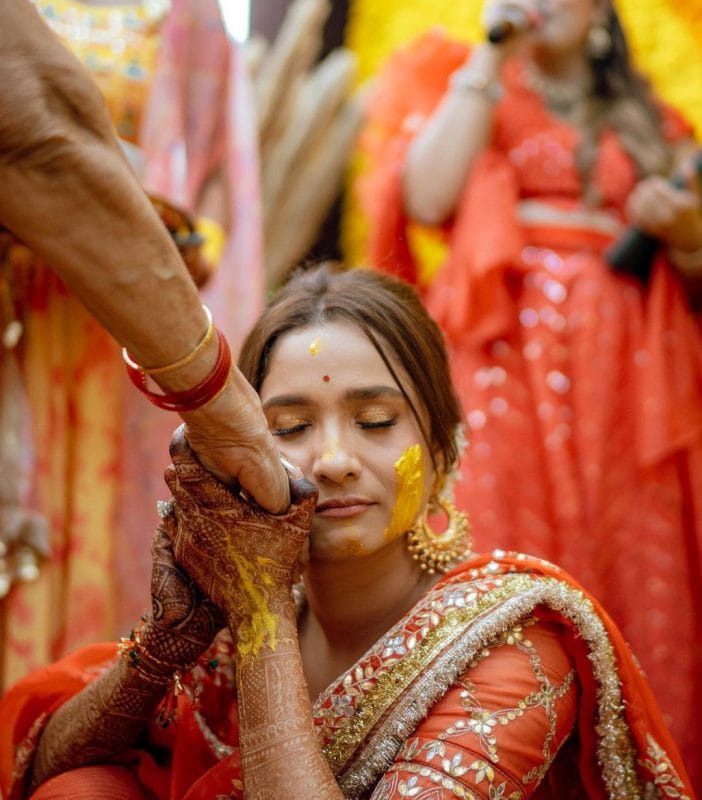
[164,429,317,658]
[139,517,226,677]
[26,525,225,796]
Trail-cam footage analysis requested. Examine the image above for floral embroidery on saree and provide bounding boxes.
[184,555,692,800]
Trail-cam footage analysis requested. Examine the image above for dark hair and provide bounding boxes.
[238,263,463,473]
[578,6,672,201]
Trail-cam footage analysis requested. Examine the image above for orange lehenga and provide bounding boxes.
[0,553,695,800]
[356,32,702,779]
[0,0,263,688]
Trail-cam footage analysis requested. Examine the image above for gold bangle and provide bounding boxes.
[145,305,214,376]
[449,67,504,102]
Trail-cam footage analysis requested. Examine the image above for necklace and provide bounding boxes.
[524,66,592,116]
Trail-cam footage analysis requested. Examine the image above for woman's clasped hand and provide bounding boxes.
[164,429,317,655]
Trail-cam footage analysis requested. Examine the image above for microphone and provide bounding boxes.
[487,7,533,44]
[606,151,702,282]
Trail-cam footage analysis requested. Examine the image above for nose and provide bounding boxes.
[312,430,361,485]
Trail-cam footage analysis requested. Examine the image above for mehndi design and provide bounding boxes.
[27,524,222,793]
[164,429,317,659]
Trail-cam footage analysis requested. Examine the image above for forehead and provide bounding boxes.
[260,321,409,401]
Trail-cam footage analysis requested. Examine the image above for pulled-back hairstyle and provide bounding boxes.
[238,264,463,473]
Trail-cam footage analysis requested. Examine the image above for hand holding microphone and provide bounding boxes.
[483,1,541,47]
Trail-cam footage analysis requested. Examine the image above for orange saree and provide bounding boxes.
[0,553,694,799]
[357,31,702,781]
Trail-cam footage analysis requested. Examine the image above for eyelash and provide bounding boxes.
[272,418,397,437]
[358,418,397,430]
[272,423,309,437]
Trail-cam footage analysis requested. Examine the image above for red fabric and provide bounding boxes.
[444,554,693,794]
[0,555,695,800]
[357,31,702,784]
[384,619,580,799]
[29,766,148,800]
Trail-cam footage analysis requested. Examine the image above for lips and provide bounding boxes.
[315,497,375,518]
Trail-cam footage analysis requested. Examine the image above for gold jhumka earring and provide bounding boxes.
[406,495,472,575]
[587,22,612,60]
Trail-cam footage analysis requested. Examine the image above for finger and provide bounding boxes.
[237,445,291,513]
[151,522,177,564]
[669,188,699,211]
[288,476,319,507]
[280,456,304,481]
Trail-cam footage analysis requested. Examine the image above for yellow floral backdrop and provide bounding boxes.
[342,0,702,266]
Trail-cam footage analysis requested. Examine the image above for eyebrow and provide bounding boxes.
[262,385,404,410]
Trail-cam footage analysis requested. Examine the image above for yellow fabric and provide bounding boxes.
[342,0,702,267]
[196,215,226,271]
[33,0,167,143]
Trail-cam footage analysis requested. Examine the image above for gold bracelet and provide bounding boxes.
[449,67,504,103]
[144,305,214,376]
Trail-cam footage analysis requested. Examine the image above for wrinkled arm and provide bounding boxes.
[0,1,288,511]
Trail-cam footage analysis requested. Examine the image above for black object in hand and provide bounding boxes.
[607,151,702,282]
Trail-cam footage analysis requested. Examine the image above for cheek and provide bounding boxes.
[383,444,426,541]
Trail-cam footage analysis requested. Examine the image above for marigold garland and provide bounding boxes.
[341,0,702,268]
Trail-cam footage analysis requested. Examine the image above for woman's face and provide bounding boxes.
[532,0,598,52]
[260,321,436,563]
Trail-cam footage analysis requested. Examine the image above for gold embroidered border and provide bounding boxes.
[328,575,645,800]
[324,576,533,775]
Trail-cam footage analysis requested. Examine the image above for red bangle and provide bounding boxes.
[122,327,231,412]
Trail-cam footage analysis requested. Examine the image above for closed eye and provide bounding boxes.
[358,418,397,430]
[272,423,310,437]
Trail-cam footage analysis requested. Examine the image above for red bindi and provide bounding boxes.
[323,375,330,382]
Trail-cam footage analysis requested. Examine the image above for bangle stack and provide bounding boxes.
[122,305,232,412]
[449,67,504,103]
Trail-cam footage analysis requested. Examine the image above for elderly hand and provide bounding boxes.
[163,429,316,657]
[626,174,702,252]
[180,373,293,514]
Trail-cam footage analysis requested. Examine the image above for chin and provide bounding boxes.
[308,529,369,562]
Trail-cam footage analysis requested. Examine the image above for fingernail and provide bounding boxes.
[280,457,304,479]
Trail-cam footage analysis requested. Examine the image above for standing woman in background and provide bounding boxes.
[0,0,263,688]
[358,0,702,783]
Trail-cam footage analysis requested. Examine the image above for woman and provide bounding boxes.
[0,265,694,799]
[0,0,264,688]
[357,0,702,776]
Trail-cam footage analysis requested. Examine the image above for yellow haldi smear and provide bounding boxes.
[230,551,280,659]
[309,338,322,356]
[341,537,365,556]
[384,444,424,540]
